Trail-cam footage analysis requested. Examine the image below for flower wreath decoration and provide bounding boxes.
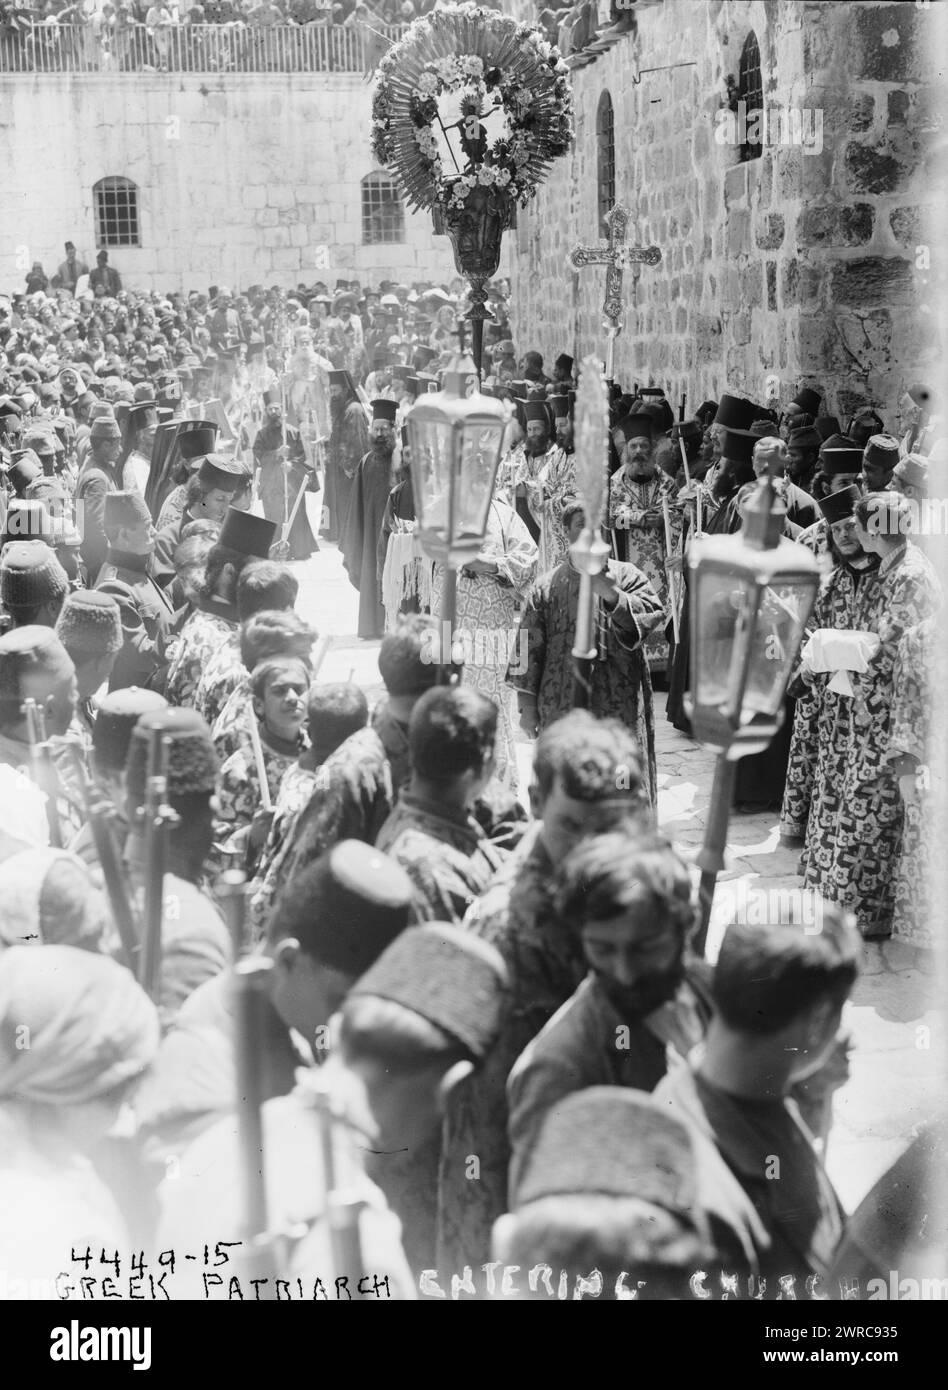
[371,2,574,216]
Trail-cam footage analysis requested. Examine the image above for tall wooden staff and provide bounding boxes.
[66,742,140,971]
[21,698,62,849]
[139,730,176,1000]
[570,357,611,709]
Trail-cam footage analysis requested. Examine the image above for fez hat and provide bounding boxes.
[2,499,53,546]
[370,399,398,424]
[864,434,900,469]
[894,454,928,491]
[720,427,758,465]
[103,491,152,532]
[92,687,168,773]
[90,415,122,441]
[819,484,861,526]
[0,625,74,703]
[0,541,69,610]
[125,707,219,812]
[217,507,275,559]
[178,423,217,461]
[198,454,245,493]
[750,419,777,439]
[349,922,508,1062]
[6,456,43,498]
[791,386,822,416]
[55,589,123,660]
[713,393,758,430]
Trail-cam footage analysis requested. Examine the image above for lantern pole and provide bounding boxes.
[570,357,611,709]
[689,438,815,958]
[439,565,459,686]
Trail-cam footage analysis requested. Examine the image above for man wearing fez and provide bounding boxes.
[324,368,369,545]
[123,707,230,1029]
[860,433,902,494]
[342,398,398,640]
[96,491,174,692]
[252,398,320,562]
[164,508,276,708]
[0,626,81,843]
[608,411,680,677]
[75,411,124,584]
[511,500,663,803]
[786,424,823,495]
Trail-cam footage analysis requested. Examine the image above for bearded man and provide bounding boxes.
[324,369,369,545]
[252,400,319,562]
[342,399,398,640]
[519,394,576,574]
[607,413,680,676]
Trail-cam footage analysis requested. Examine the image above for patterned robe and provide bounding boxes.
[608,466,681,673]
[803,543,941,937]
[211,679,254,764]
[517,445,576,573]
[192,632,244,730]
[886,615,945,947]
[436,825,588,1272]
[214,733,299,866]
[164,606,237,709]
[325,400,369,544]
[251,762,320,944]
[430,499,538,794]
[510,558,664,806]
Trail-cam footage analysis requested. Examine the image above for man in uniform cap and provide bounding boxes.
[137,840,414,1161]
[54,589,123,726]
[124,707,230,1027]
[493,1088,711,1298]
[325,368,369,544]
[164,510,275,708]
[0,540,69,632]
[68,686,168,871]
[75,410,125,583]
[341,397,398,640]
[96,491,174,692]
[860,433,901,493]
[20,426,59,479]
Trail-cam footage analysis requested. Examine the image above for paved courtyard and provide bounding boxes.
[292,516,946,1215]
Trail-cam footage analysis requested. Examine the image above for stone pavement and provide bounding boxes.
[291,525,946,1215]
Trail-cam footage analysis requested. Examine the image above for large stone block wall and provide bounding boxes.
[509,0,944,422]
[0,73,477,293]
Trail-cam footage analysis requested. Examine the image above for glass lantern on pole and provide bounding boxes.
[685,440,821,954]
[404,338,508,679]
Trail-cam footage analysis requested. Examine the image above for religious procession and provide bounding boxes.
[0,0,946,1328]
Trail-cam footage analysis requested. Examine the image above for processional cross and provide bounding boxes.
[568,203,662,381]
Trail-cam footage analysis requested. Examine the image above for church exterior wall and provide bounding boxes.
[509,0,944,422]
[0,73,471,294]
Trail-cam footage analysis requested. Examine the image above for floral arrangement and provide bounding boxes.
[372,2,574,216]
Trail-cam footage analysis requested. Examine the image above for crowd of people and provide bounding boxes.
[0,255,943,1299]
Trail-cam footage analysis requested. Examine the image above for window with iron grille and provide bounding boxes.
[596,91,616,238]
[93,177,140,248]
[738,31,763,163]
[362,173,405,245]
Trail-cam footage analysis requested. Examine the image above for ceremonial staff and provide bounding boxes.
[568,204,661,384]
[234,955,283,1294]
[66,742,140,971]
[139,729,176,1000]
[309,1076,368,1289]
[570,357,611,710]
[21,696,62,849]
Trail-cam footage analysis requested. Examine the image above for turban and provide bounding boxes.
[0,944,159,1105]
[103,490,151,532]
[0,849,106,952]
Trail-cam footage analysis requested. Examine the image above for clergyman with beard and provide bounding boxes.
[506,831,713,1202]
[342,398,398,640]
[252,399,320,561]
[325,368,370,544]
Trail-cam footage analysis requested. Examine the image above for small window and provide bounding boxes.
[94,177,140,248]
[361,173,405,245]
[596,91,616,238]
[738,32,763,163]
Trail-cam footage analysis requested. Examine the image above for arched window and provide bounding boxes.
[361,172,405,245]
[596,91,616,237]
[93,177,140,248]
[738,31,763,163]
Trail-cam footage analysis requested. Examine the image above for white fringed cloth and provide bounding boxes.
[381,522,435,631]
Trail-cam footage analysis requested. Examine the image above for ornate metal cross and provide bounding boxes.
[568,203,662,380]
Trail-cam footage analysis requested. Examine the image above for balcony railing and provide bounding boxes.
[0,21,408,76]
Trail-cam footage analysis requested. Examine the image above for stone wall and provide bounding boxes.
[509,0,944,423]
[0,73,477,294]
